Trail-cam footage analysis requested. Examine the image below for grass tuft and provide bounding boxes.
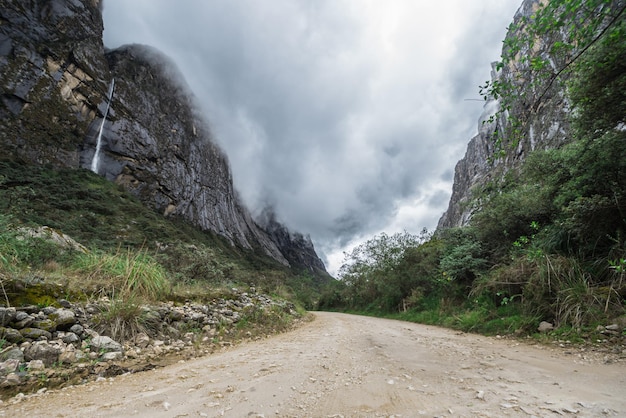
[72,248,170,301]
[90,296,147,342]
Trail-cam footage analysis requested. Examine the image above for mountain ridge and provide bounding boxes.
[0,0,327,276]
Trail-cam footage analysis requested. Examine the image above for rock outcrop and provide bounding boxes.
[91,44,287,264]
[257,208,329,279]
[438,0,575,230]
[0,0,327,272]
[0,0,106,167]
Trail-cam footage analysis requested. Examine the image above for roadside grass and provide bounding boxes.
[90,296,149,342]
[345,293,543,338]
[233,303,303,340]
[2,160,304,270]
[0,161,320,286]
[72,248,170,301]
[0,160,320,342]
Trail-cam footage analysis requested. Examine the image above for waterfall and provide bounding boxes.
[90,78,115,174]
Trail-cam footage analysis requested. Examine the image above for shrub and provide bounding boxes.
[438,228,488,284]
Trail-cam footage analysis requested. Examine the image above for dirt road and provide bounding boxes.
[2,312,625,417]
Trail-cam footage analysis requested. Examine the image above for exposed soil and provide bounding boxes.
[2,312,625,417]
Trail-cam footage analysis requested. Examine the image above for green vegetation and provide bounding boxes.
[1,1,624,348]
[90,296,149,342]
[0,160,325,320]
[72,248,170,300]
[317,1,626,340]
[480,0,626,151]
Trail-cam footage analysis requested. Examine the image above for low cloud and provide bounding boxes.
[102,0,521,274]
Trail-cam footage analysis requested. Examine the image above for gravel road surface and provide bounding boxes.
[3,312,625,417]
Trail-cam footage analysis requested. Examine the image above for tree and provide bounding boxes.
[338,230,428,310]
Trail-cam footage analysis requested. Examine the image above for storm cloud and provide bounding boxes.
[102,0,521,274]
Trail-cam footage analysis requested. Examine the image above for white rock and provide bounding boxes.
[90,336,122,353]
[134,332,150,348]
[538,321,554,333]
[27,360,45,370]
[2,373,21,386]
[59,345,77,364]
[101,351,123,361]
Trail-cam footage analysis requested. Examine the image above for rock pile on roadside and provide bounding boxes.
[0,289,297,395]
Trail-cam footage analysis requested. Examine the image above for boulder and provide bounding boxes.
[24,341,62,366]
[538,321,554,333]
[13,315,35,329]
[167,310,184,322]
[0,327,25,344]
[134,332,150,349]
[101,351,123,361]
[32,319,56,332]
[14,311,30,322]
[59,345,78,364]
[42,306,57,315]
[58,299,73,308]
[20,328,52,341]
[90,336,123,353]
[59,331,81,345]
[48,308,77,330]
[0,347,24,362]
[17,305,40,315]
[0,372,21,387]
[20,226,88,253]
[0,359,20,376]
[0,307,16,326]
[26,360,45,371]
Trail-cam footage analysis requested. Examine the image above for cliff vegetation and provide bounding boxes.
[0,160,326,308]
[318,0,626,343]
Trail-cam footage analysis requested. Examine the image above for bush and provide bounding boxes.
[338,231,428,311]
[438,228,488,284]
[158,241,232,285]
[471,182,555,261]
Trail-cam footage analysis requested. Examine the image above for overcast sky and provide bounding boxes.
[102,0,521,275]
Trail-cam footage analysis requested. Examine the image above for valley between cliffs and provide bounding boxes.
[3,312,625,417]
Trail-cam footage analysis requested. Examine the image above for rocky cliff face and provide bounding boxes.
[257,208,329,279]
[0,0,327,272]
[0,0,107,167]
[438,0,574,230]
[91,44,287,264]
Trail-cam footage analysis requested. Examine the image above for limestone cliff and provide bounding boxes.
[438,0,576,230]
[0,0,327,272]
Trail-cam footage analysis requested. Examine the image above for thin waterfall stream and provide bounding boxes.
[90,78,115,174]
